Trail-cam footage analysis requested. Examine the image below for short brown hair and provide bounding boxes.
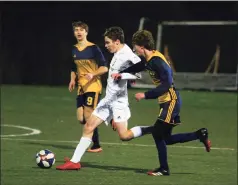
[132,30,155,50]
[72,21,89,33]
[104,26,124,43]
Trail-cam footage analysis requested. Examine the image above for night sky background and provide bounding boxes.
[1,2,237,85]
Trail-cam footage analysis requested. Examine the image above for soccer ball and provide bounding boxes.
[35,149,55,168]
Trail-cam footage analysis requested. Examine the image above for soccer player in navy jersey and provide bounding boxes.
[119,30,211,176]
[68,21,108,153]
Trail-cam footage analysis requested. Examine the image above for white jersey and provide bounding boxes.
[104,44,141,107]
[92,44,141,123]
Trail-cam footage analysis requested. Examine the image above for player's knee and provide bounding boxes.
[83,123,94,134]
[119,133,132,141]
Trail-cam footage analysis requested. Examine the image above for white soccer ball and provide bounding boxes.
[36,149,55,168]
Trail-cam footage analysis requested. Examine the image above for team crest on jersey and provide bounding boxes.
[73,54,76,58]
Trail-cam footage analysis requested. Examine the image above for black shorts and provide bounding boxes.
[158,99,181,125]
[76,92,101,109]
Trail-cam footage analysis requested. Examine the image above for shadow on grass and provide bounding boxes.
[81,162,194,175]
[28,142,195,175]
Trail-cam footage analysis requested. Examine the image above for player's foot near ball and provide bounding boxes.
[147,167,170,176]
[196,128,211,152]
[56,161,81,170]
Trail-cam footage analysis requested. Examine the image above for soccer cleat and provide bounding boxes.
[56,161,81,170]
[87,147,103,153]
[196,128,211,152]
[110,119,117,131]
[64,157,70,163]
[147,167,170,176]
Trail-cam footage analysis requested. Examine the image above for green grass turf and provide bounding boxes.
[1,85,237,185]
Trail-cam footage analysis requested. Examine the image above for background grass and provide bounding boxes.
[1,85,237,185]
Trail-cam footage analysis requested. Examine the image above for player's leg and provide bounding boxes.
[76,95,85,124]
[84,106,102,152]
[110,106,132,141]
[112,106,154,141]
[111,106,141,141]
[83,92,102,152]
[147,100,177,176]
[109,106,150,141]
[147,119,172,176]
[77,107,84,124]
[56,101,109,170]
[163,102,211,152]
[56,114,104,170]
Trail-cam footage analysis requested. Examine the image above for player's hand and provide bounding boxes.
[85,73,94,81]
[135,93,145,102]
[68,80,75,92]
[111,73,122,81]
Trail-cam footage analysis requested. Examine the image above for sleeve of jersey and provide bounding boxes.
[119,59,146,74]
[94,46,107,67]
[71,58,77,72]
[120,55,142,80]
[144,59,173,99]
[71,49,77,72]
[121,72,141,80]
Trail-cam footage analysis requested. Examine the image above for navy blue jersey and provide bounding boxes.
[72,42,107,94]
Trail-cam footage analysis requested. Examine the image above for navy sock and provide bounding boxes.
[165,132,198,145]
[92,127,100,149]
[153,134,169,170]
[141,126,154,135]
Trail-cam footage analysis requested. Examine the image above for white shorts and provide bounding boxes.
[92,99,131,125]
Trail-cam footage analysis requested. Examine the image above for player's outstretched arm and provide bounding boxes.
[119,59,146,74]
[111,72,141,82]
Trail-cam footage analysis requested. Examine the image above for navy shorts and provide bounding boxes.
[76,92,101,109]
[158,99,181,125]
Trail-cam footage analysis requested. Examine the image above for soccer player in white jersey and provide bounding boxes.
[56,27,148,170]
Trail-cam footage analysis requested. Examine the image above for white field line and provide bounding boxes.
[0,124,41,137]
[1,137,236,151]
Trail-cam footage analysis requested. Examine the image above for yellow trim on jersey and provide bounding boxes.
[158,87,177,104]
[165,100,176,123]
[74,41,95,51]
[147,50,170,67]
[158,92,172,103]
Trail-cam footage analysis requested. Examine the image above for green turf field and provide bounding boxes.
[1,85,237,185]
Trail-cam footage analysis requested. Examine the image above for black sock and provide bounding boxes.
[165,132,198,145]
[141,126,154,135]
[91,127,100,149]
[153,135,169,170]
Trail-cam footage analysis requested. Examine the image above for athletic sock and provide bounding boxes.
[165,132,198,145]
[70,137,92,163]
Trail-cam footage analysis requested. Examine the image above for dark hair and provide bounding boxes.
[132,30,155,50]
[72,21,89,33]
[104,26,125,43]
